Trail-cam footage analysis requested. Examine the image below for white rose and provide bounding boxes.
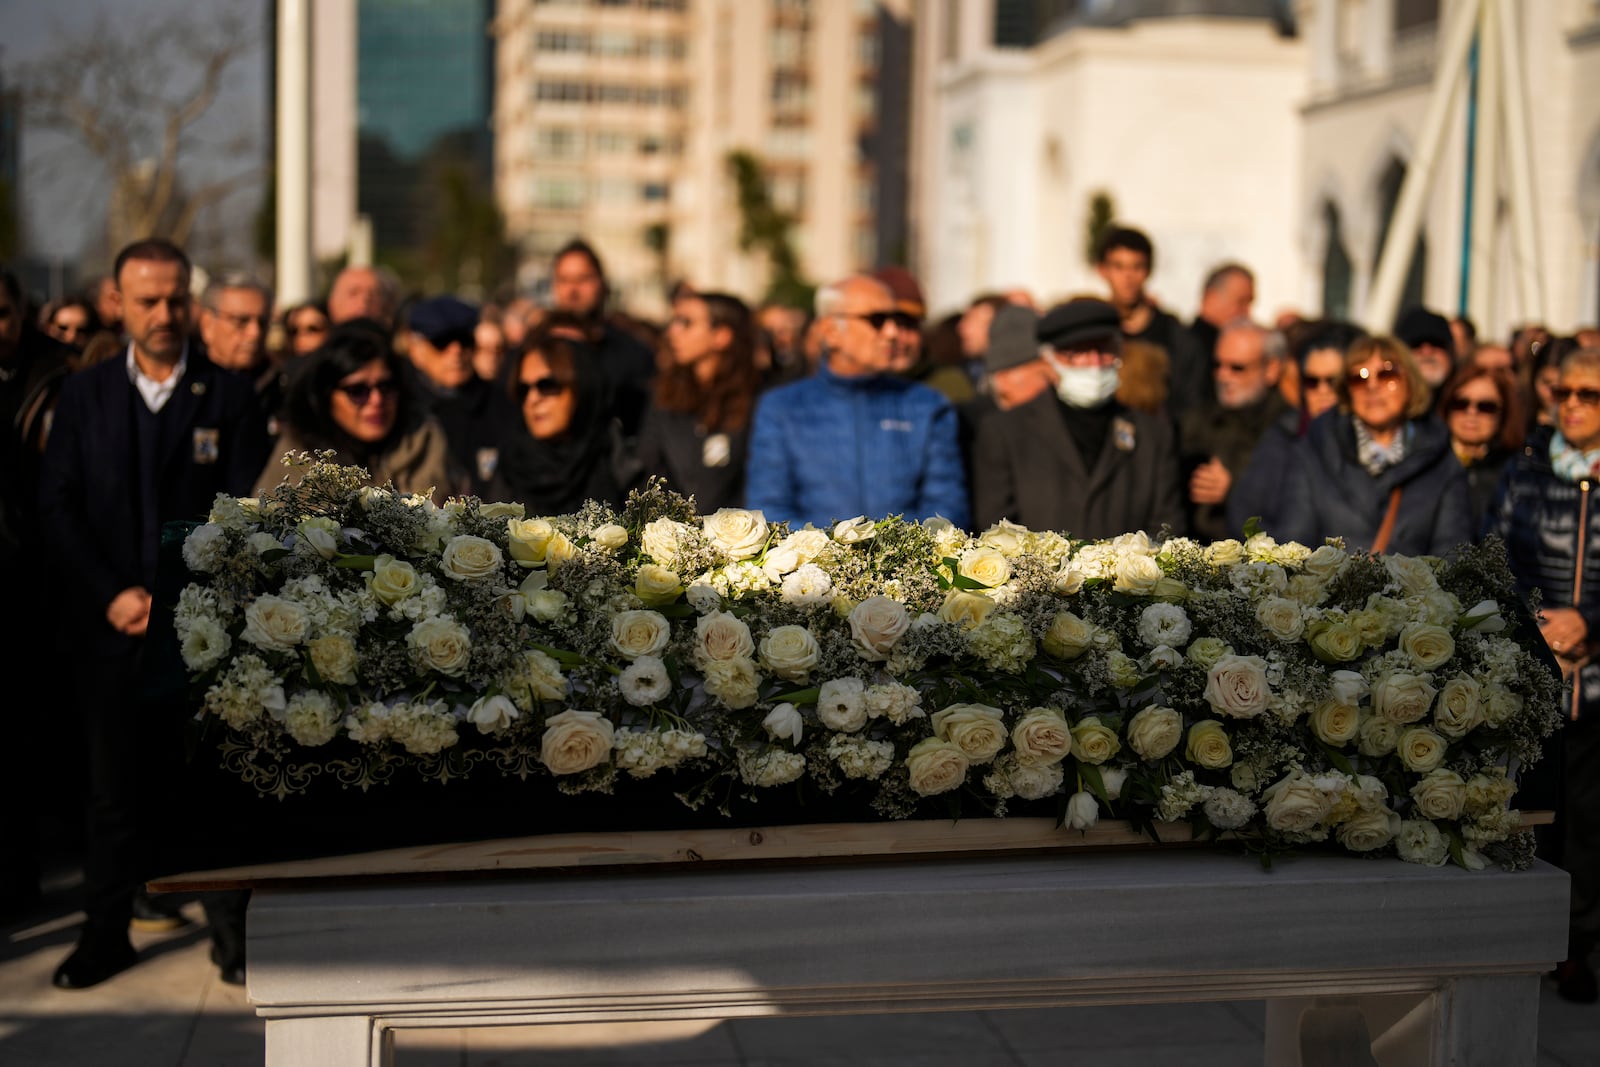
[979,519,1032,556]
[1070,715,1121,765]
[1186,720,1234,770]
[1101,766,1128,800]
[930,703,1008,764]
[1011,707,1073,766]
[1064,791,1100,831]
[182,523,227,573]
[592,523,629,550]
[1261,772,1334,833]
[179,616,231,672]
[369,555,421,605]
[1372,671,1437,725]
[439,535,503,581]
[696,611,756,663]
[1301,544,1348,580]
[1255,597,1305,642]
[1434,676,1485,739]
[1113,553,1164,595]
[938,589,995,631]
[780,564,833,608]
[761,543,804,582]
[1385,555,1439,597]
[635,564,684,606]
[242,595,311,652]
[685,582,722,614]
[1410,768,1468,820]
[295,519,339,560]
[618,655,672,706]
[702,508,769,560]
[1042,611,1096,660]
[308,634,359,686]
[506,517,557,566]
[1053,564,1086,595]
[763,702,804,745]
[1138,603,1192,648]
[848,596,910,661]
[1206,539,1245,565]
[1462,599,1507,633]
[468,694,520,734]
[540,710,615,775]
[478,501,524,520]
[1309,699,1361,746]
[957,546,1011,589]
[817,677,868,732]
[1397,727,1449,773]
[1203,655,1272,719]
[1337,808,1400,852]
[1399,623,1455,671]
[1127,705,1183,760]
[247,531,282,556]
[905,738,969,796]
[759,625,820,682]
[832,516,877,543]
[641,517,694,566]
[611,610,672,659]
[407,617,472,676]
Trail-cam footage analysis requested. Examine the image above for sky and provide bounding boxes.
[0,0,270,275]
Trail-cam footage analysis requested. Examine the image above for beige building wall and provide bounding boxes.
[914,1,1306,320]
[1300,0,1600,337]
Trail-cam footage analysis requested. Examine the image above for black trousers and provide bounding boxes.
[1561,714,1600,958]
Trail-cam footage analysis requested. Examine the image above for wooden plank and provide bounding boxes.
[148,811,1554,892]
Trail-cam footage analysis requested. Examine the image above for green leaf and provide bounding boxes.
[1076,760,1114,814]
[530,642,587,667]
[334,554,378,570]
[260,548,291,563]
[772,686,820,705]
[1317,741,1356,777]
[1242,516,1265,539]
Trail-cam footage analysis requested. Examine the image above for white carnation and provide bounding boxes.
[618,655,672,707]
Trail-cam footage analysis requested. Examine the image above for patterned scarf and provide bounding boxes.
[1353,419,1408,477]
[1549,431,1600,484]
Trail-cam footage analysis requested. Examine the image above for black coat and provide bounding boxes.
[1178,390,1292,542]
[38,351,270,656]
[635,407,749,515]
[418,374,511,498]
[1228,408,1306,537]
[972,394,1185,538]
[1129,306,1209,417]
[1276,410,1472,556]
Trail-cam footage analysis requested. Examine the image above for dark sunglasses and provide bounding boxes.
[516,376,568,402]
[1447,397,1502,416]
[848,311,920,332]
[1346,363,1402,389]
[1552,386,1600,407]
[286,322,328,337]
[1216,361,1257,375]
[1302,374,1341,391]
[334,379,400,405]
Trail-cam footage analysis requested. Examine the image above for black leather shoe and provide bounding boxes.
[211,942,246,987]
[130,889,191,933]
[52,936,138,990]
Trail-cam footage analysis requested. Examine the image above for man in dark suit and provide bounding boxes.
[972,297,1185,538]
[39,238,270,989]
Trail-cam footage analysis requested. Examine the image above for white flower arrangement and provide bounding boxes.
[176,459,1563,869]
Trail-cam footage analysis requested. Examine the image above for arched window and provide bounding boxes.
[1374,156,1427,318]
[1322,201,1353,320]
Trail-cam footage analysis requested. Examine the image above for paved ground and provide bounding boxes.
[3,867,1597,1067]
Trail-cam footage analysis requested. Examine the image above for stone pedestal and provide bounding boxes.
[246,852,1568,1067]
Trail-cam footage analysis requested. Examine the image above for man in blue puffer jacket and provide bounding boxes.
[745,275,969,529]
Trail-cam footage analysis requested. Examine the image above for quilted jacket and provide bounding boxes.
[744,363,969,529]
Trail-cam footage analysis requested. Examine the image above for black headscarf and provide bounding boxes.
[492,339,621,514]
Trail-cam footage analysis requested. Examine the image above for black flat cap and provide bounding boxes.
[408,296,479,347]
[1394,306,1453,354]
[1037,297,1121,350]
[985,305,1040,372]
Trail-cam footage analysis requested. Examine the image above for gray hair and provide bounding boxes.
[1203,262,1254,293]
[1221,318,1285,363]
[814,282,847,319]
[201,270,273,312]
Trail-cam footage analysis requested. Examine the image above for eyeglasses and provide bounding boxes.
[1216,361,1259,375]
[516,376,568,402]
[1302,374,1340,391]
[1346,363,1403,390]
[846,311,920,332]
[334,380,400,405]
[286,321,328,337]
[1447,397,1502,416]
[1552,386,1600,407]
[216,311,267,331]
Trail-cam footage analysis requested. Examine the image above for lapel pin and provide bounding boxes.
[191,382,207,396]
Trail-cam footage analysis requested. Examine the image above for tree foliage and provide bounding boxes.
[726,149,814,309]
[18,3,261,258]
[1085,189,1117,267]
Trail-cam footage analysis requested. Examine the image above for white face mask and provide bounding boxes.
[1046,354,1121,408]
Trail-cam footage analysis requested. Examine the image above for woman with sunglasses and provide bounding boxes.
[1486,345,1600,1003]
[258,319,463,503]
[1436,364,1524,532]
[635,291,760,514]
[488,327,622,514]
[1277,335,1471,555]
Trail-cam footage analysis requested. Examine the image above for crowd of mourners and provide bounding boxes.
[3,225,1600,1001]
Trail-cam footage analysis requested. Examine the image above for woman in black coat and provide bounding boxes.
[1436,362,1523,535]
[1484,344,1600,1002]
[635,291,760,514]
[1276,335,1471,555]
[489,329,623,514]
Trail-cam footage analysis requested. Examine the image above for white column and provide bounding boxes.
[1466,0,1501,328]
[1494,0,1546,324]
[276,0,313,307]
[1364,0,1481,331]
